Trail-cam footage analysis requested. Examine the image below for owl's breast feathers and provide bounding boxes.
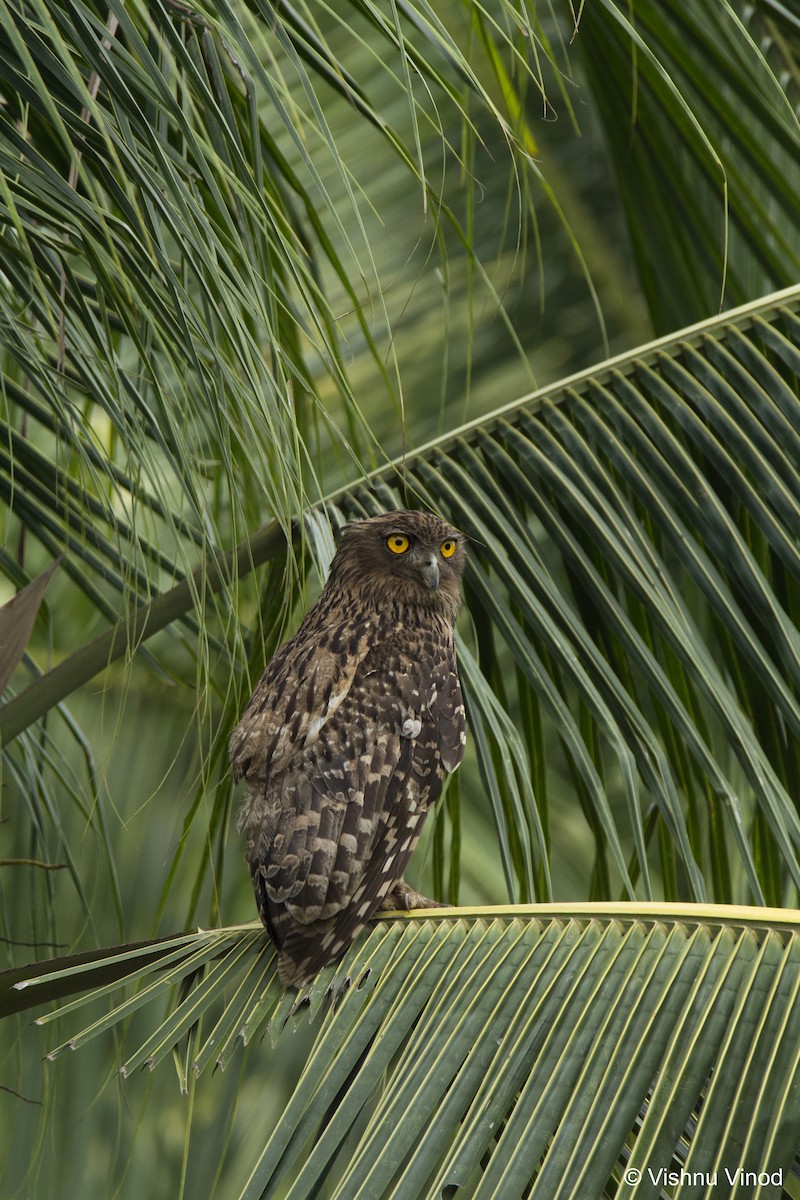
[230,601,465,985]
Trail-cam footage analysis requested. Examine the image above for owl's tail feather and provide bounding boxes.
[277,923,348,987]
[276,907,376,987]
[278,948,312,988]
[252,858,385,987]
[251,862,291,954]
[251,865,342,986]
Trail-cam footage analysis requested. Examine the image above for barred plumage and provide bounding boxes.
[229,510,466,986]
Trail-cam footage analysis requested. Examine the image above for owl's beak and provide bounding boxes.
[420,555,440,591]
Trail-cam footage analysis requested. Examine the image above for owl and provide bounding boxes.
[229,509,466,987]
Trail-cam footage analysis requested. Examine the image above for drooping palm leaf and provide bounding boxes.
[4,0,800,932]
[0,0,561,658]
[5,287,800,909]
[580,0,800,331]
[0,0,569,944]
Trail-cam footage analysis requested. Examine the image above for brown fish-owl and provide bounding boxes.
[229,510,466,986]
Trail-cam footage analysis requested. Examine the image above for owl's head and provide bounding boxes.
[330,510,466,618]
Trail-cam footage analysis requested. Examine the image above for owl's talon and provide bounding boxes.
[379,878,450,912]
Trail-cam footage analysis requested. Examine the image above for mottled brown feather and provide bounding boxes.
[230,510,466,986]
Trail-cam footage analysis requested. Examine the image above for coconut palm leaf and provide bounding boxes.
[4,0,800,933]
[5,904,800,1198]
[0,0,558,652]
[0,0,566,945]
[5,286,800,910]
[4,4,800,1193]
[10,0,798,737]
[6,285,800,1190]
[579,0,800,331]
[8,279,800,1188]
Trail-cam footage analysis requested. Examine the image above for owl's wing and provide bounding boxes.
[274,803,421,986]
[430,651,466,773]
[269,711,441,986]
[265,640,441,915]
[229,614,374,787]
[262,722,405,912]
[251,640,453,982]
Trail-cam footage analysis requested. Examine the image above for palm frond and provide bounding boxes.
[6,286,800,908]
[0,1,595,934]
[0,0,562,662]
[4,4,800,1195]
[6,905,800,1198]
[579,0,800,330]
[339,286,800,905]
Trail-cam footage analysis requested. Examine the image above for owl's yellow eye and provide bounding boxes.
[387,534,410,555]
[440,539,457,559]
